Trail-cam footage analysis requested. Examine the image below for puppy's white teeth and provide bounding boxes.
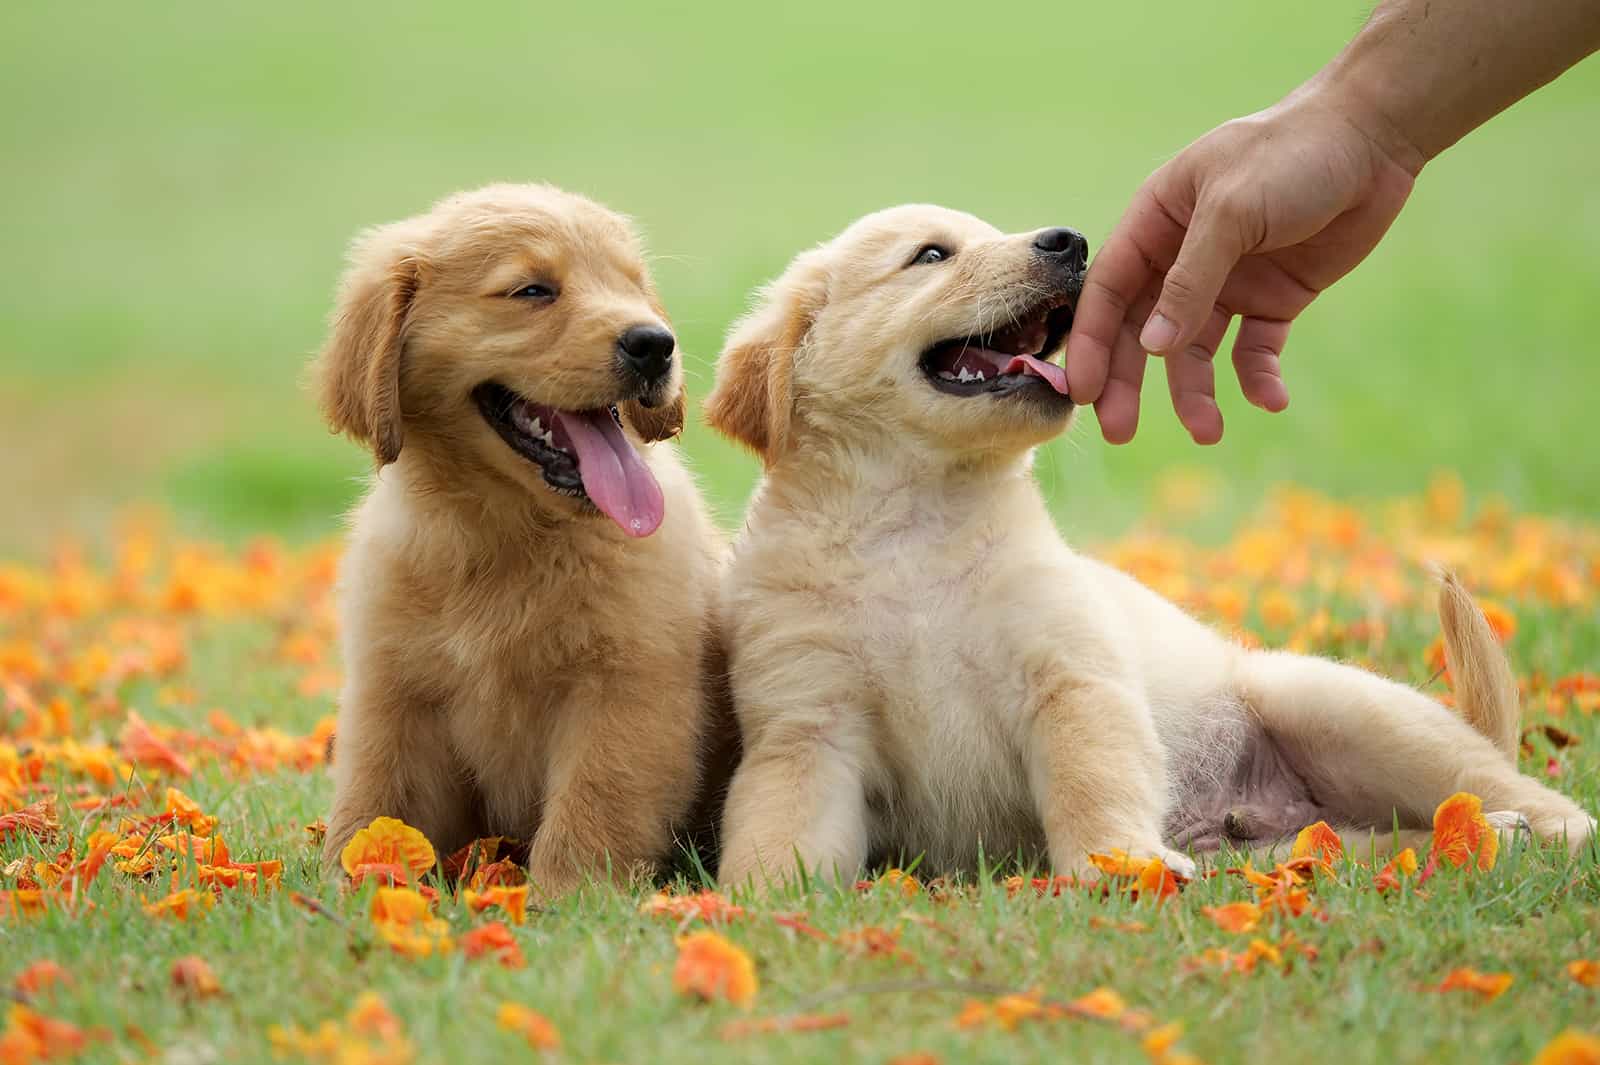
[529,416,544,434]
[957,369,973,383]
[973,371,987,381]
[938,370,957,381]
[541,431,555,446]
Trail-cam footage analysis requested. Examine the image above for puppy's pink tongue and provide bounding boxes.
[548,410,665,537]
[1003,354,1070,396]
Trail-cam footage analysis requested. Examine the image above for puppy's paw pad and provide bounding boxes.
[1484,810,1532,837]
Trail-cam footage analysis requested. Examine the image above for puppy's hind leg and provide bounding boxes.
[1238,651,1594,854]
[717,728,870,891]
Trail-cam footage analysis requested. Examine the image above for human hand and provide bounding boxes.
[1065,93,1420,444]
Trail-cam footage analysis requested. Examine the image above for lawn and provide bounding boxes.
[3,486,1599,1064]
[3,1,1599,1062]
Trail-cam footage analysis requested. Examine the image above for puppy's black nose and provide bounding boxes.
[1033,227,1089,272]
[618,324,675,383]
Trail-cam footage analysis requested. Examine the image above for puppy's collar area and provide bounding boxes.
[472,382,665,537]
[919,297,1075,399]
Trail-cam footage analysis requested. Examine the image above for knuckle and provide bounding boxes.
[1084,277,1130,316]
[1161,268,1205,307]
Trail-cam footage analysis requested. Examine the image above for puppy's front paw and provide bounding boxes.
[1156,848,1199,880]
[1064,846,1197,882]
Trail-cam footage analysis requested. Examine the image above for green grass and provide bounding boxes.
[4,502,1599,1064]
[8,634,1600,1065]
[2,0,1598,552]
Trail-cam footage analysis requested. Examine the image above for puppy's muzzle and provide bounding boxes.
[617,324,676,405]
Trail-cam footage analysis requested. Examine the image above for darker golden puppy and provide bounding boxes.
[315,184,727,897]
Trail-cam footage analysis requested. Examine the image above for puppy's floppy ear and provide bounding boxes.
[703,249,828,464]
[314,221,425,466]
[621,389,686,444]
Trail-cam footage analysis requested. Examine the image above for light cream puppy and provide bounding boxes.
[315,184,728,897]
[705,204,1594,887]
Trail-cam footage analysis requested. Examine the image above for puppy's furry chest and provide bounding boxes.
[378,550,641,827]
[834,534,1043,870]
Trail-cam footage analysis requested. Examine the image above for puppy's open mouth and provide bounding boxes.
[473,383,664,538]
[920,297,1076,400]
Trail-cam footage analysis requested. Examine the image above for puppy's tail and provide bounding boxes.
[1434,568,1520,760]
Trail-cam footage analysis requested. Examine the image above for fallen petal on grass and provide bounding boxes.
[461,921,526,969]
[1532,1030,1600,1065]
[1434,967,1513,1001]
[169,955,222,999]
[12,961,71,999]
[673,931,758,1008]
[340,817,435,882]
[496,1002,560,1050]
[1201,901,1262,934]
[1421,793,1498,881]
[1565,960,1600,988]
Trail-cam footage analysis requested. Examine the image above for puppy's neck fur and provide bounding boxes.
[758,432,1041,550]
[382,442,638,558]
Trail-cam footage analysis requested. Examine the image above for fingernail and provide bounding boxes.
[1140,313,1178,353]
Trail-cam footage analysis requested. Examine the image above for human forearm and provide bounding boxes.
[1318,0,1600,171]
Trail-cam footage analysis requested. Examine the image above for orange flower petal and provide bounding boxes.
[340,817,435,880]
[0,800,58,844]
[1531,1030,1600,1065]
[1425,793,1498,877]
[772,912,830,940]
[1088,849,1147,878]
[837,926,914,963]
[1434,967,1513,1001]
[156,832,230,866]
[1134,858,1183,901]
[1290,821,1343,866]
[369,886,433,925]
[1566,960,1600,988]
[119,711,191,777]
[163,787,217,836]
[1067,988,1126,1021]
[2,1004,89,1060]
[463,884,530,925]
[673,931,758,1008]
[169,956,221,999]
[347,992,404,1040]
[1201,902,1262,934]
[142,888,214,920]
[639,890,746,925]
[12,961,70,999]
[496,1002,560,1050]
[461,922,526,969]
[1374,847,1419,893]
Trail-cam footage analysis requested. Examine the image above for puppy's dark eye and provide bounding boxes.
[909,245,951,267]
[511,282,558,301]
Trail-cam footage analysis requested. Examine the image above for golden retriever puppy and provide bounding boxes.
[705,204,1594,886]
[315,184,726,897]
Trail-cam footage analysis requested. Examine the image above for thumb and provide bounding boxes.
[1139,197,1245,355]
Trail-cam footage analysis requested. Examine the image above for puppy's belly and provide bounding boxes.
[1158,693,1329,851]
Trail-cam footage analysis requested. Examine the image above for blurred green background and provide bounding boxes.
[3,1,1597,552]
